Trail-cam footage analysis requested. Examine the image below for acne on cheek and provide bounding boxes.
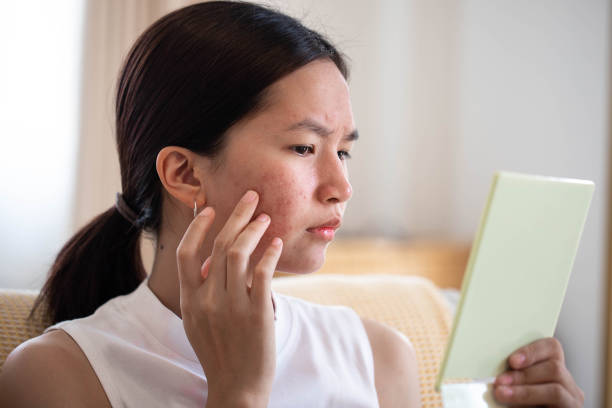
[253,170,307,239]
[241,168,323,273]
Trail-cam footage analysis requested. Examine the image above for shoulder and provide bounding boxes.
[0,330,111,408]
[360,316,422,408]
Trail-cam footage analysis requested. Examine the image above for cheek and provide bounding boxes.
[226,165,322,273]
[253,169,311,239]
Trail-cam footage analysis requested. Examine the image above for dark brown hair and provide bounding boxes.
[32,1,348,324]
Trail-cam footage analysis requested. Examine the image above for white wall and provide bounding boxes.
[452,2,610,405]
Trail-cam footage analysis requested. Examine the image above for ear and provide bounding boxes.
[155,146,210,211]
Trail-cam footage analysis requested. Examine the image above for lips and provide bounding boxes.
[307,218,341,231]
[306,218,341,242]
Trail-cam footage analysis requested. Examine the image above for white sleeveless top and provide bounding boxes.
[44,278,379,407]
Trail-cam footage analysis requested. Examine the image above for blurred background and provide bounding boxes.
[0,0,610,405]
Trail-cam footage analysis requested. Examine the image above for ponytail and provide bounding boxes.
[31,206,146,324]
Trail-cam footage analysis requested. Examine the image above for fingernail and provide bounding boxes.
[201,257,211,279]
[497,374,513,385]
[272,237,282,247]
[499,386,513,397]
[257,213,270,222]
[201,207,213,217]
[243,190,257,202]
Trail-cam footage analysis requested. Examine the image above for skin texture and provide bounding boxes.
[0,59,583,407]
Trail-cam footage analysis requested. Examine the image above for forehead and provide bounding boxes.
[236,60,355,139]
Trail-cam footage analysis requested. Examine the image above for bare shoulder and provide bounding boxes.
[0,330,110,408]
[360,316,422,408]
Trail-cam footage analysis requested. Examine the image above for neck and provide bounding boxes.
[148,238,184,318]
[147,225,261,319]
[147,201,196,318]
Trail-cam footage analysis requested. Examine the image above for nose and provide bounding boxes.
[316,153,353,204]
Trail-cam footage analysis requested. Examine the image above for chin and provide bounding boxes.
[276,249,326,275]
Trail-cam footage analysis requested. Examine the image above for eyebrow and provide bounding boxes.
[286,118,359,141]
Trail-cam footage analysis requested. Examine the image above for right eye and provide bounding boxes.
[291,145,314,156]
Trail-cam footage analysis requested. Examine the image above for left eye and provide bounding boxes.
[292,145,314,156]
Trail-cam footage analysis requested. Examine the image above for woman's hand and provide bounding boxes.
[493,337,585,407]
[176,190,282,408]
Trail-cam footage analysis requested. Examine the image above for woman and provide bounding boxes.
[0,2,584,407]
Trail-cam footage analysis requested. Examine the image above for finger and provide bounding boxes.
[208,190,259,290]
[176,206,215,289]
[493,383,574,407]
[508,337,565,370]
[226,213,271,300]
[496,360,583,403]
[251,238,282,310]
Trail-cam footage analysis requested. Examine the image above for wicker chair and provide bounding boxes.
[0,273,452,408]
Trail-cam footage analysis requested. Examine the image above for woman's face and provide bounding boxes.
[201,59,356,274]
